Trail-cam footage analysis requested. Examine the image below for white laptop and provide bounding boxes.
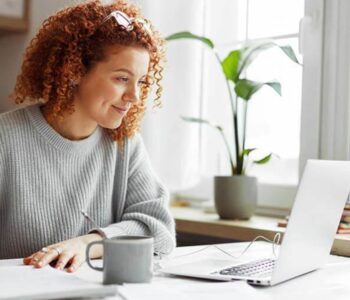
[161,160,350,286]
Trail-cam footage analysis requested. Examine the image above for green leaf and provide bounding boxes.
[238,42,300,77]
[238,42,275,77]
[280,45,300,65]
[181,116,210,125]
[181,116,222,130]
[265,82,282,96]
[165,31,215,49]
[253,153,272,164]
[242,148,257,156]
[234,79,281,100]
[222,50,243,83]
[234,79,260,100]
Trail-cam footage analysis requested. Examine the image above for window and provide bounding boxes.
[198,0,304,210]
[140,0,345,214]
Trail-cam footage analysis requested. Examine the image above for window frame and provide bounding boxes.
[253,0,327,215]
[300,0,350,170]
[318,0,350,161]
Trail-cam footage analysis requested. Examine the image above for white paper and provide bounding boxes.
[0,259,116,300]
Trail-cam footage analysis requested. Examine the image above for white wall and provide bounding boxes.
[0,0,76,112]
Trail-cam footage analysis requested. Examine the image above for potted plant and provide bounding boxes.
[165,32,300,219]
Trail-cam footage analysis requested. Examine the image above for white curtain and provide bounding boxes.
[135,0,245,199]
[135,0,206,192]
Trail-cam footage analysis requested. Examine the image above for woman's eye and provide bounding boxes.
[138,80,148,86]
[116,77,128,83]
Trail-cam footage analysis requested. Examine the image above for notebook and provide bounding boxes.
[0,259,117,299]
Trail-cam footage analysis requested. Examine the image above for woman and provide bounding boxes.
[0,0,175,272]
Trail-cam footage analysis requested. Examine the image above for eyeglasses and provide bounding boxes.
[102,10,152,36]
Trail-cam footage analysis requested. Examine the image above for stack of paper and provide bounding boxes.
[0,259,116,300]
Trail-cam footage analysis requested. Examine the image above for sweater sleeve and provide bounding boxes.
[98,134,176,255]
[0,133,4,199]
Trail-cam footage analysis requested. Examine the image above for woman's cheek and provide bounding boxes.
[104,82,122,100]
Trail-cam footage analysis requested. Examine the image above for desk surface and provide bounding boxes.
[3,243,348,300]
[171,207,350,257]
[73,242,350,300]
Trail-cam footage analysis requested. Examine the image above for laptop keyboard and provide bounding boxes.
[218,258,276,277]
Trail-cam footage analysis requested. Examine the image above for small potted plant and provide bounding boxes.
[166,32,300,219]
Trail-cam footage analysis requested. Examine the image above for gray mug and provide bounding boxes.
[86,235,154,284]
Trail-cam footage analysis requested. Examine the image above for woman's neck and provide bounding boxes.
[40,105,97,141]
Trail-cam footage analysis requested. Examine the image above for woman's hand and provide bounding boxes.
[23,233,103,272]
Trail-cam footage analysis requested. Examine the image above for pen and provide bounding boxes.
[80,210,101,231]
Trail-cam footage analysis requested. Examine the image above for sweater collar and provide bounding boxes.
[25,103,103,155]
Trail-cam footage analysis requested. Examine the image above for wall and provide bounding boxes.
[0,0,76,112]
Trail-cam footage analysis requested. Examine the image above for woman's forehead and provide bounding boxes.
[97,45,150,75]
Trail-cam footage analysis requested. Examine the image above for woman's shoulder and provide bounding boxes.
[0,105,29,129]
[0,105,32,141]
[126,133,144,153]
[125,133,150,165]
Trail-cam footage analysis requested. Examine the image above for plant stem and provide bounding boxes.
[241,100,248,174]
[214,51,241,175]
[226,82,240,175]
[232,94,242,174]
[214,51,239,174]
[217,127,236,174]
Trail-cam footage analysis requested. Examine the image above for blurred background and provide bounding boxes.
[1,0,350,216]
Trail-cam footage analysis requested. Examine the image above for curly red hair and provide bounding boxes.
[11,0,165,143]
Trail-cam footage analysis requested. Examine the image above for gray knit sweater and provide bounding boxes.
[0,104,175,259]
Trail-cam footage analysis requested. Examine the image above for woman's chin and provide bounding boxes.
[100,119,122,130]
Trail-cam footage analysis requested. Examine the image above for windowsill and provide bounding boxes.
[171,180,298,218]
[171,206,350,257]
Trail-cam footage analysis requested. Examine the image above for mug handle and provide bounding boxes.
[86,240,104,272]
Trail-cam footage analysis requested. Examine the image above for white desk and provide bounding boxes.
[75,241,350,300]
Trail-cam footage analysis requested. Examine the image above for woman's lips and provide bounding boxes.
[112,105,128,115]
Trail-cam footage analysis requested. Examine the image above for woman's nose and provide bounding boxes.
[123,85,140,104]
